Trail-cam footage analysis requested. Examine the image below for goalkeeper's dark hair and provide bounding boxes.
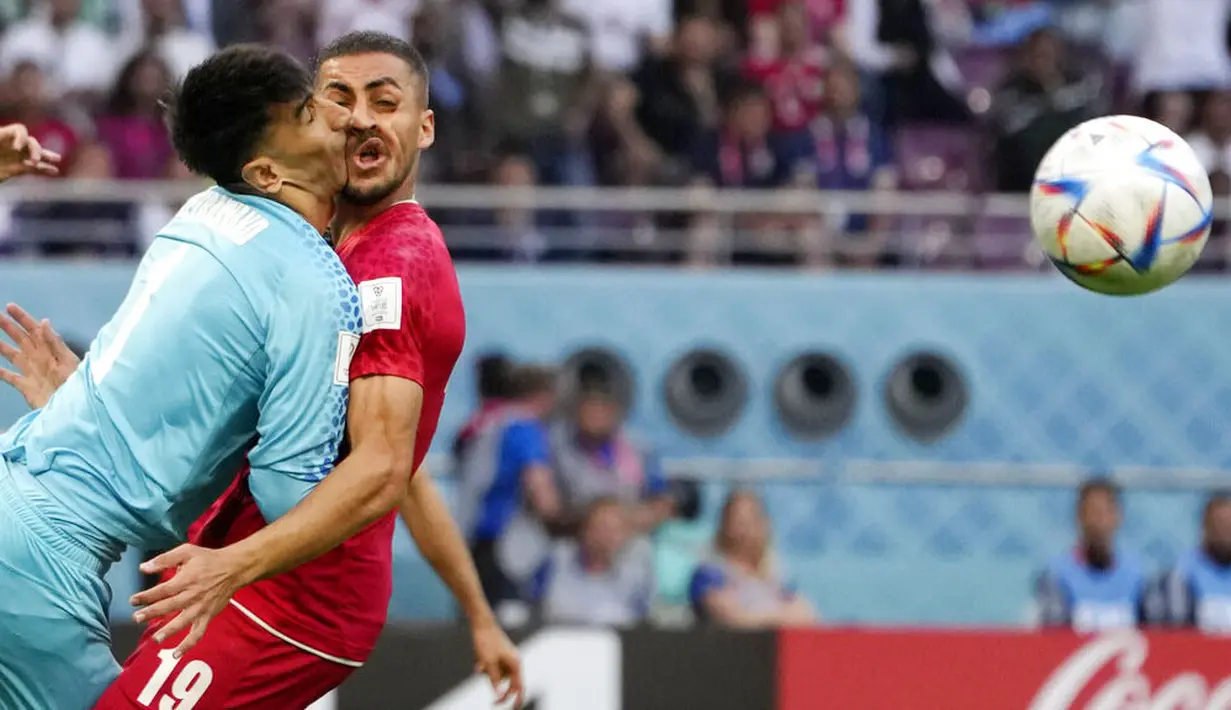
[316,31,430,101]
[166,44,314,186]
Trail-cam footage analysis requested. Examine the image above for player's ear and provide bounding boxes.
[240,157,283,195]
[418,110,435,151]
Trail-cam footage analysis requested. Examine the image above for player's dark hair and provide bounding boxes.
[316,31,430,101]
[166,44,313,185]
[1077,477,1121,509]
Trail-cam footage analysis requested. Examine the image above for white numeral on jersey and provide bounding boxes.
[137,648,214,710]
[93,244,190,384]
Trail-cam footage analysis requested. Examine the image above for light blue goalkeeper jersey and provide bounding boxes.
[0,186,362,564]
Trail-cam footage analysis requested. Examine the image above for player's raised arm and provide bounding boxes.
[0,124,61,182]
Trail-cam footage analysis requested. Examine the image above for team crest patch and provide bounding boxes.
[358,277,402,332]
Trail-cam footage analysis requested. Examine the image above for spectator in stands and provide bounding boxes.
[562,0,672,74]
[1186,90,1231,266]
[315,0,415,51]
[0,0,117,98]
[410,1,472,183]
[690,80,809,264]
[843,0,971,125]
[551,384,675,535]
[1035,478,1147,632]
[748,0,845,47]
[535,497,655,626]
[455,364,563,619]
[94,51,175,180]
[589,76,667,187]
[117,0,214,82]
[692,81,798,190]
[634,15,735,168]
[744,0,830,136]
[1153,90,1196,136]
[991,27,1103,192]
[1148,491,1231,632]
[690,489,817,627]
[489,0,597,187]
[795,59,897,266]
[1115,0,1231,99]
[0,61,79,174]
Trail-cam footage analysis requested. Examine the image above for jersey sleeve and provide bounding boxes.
[349,273,423,384]
[247,267,361,523]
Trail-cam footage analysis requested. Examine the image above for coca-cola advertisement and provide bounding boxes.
[780,629,1231,710]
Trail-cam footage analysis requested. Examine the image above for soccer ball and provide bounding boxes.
[1030,115,1213,296]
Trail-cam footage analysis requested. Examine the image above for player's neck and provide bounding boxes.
[277,188,336,236]
[333,182,417,241]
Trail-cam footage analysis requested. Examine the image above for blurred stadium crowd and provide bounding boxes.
[452,354,1231,635]
[3,0,1231,264]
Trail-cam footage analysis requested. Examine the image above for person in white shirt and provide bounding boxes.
[560,0,671,73]
[0,0,117,97]
[316,0,419,50]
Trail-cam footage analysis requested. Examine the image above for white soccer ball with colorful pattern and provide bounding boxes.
[1030,115,1213,295]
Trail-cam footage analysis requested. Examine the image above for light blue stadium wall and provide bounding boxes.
[0,264,1224,625]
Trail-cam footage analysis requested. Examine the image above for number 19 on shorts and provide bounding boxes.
[137,649,214,710]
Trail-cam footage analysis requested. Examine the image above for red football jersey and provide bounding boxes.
[744,48,830,132]
[187,201,465,665]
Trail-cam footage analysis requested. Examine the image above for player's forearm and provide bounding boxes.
[401,470,496,626]
[226,443,411,585]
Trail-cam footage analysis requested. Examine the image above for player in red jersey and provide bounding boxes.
[0,33,523,709]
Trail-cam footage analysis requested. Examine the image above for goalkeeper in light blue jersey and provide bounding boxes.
[0,46,361,710]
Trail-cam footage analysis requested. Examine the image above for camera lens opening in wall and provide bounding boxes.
[774,352,856,440]
[560,347,635,411]
[884,351,968,442]
[664,348,748,437]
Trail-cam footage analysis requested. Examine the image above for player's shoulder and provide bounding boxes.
[353,201,450,269]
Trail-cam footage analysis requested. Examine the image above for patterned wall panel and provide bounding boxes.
[3,265,1227,624]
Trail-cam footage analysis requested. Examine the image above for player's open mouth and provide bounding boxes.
[352,138,386,170]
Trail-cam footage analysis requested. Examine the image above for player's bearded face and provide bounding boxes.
[316,53,435,207]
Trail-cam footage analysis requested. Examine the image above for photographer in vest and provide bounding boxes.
[549,384,676,535]
[1150,491,1231,632]
[1035,478,1147,632]
[455,364,565,621]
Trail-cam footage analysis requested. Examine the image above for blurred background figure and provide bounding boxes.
[1149,491,1231,633]
[117,0,214,81]
[455,364,563,620]
[690,490,817,628]
[552,384,677,536]
[1035,479,1147,632]
[535,497,655,626]
[990,27,1102,192]
[0,0,116,99]
[93,51,174,181]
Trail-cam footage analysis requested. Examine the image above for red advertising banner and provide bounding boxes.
[779,629,1231,709]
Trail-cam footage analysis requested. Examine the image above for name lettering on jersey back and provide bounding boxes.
[176,190,269,245]
[358,277,403,332]
[334,332,360,386]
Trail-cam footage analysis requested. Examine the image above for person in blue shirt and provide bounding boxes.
[1035,478,1147,632]
[0,45,367,710]
[456,364,563,613]
[1149,491,1231,632]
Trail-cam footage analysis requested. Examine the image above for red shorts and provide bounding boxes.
[94,602,356,709]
